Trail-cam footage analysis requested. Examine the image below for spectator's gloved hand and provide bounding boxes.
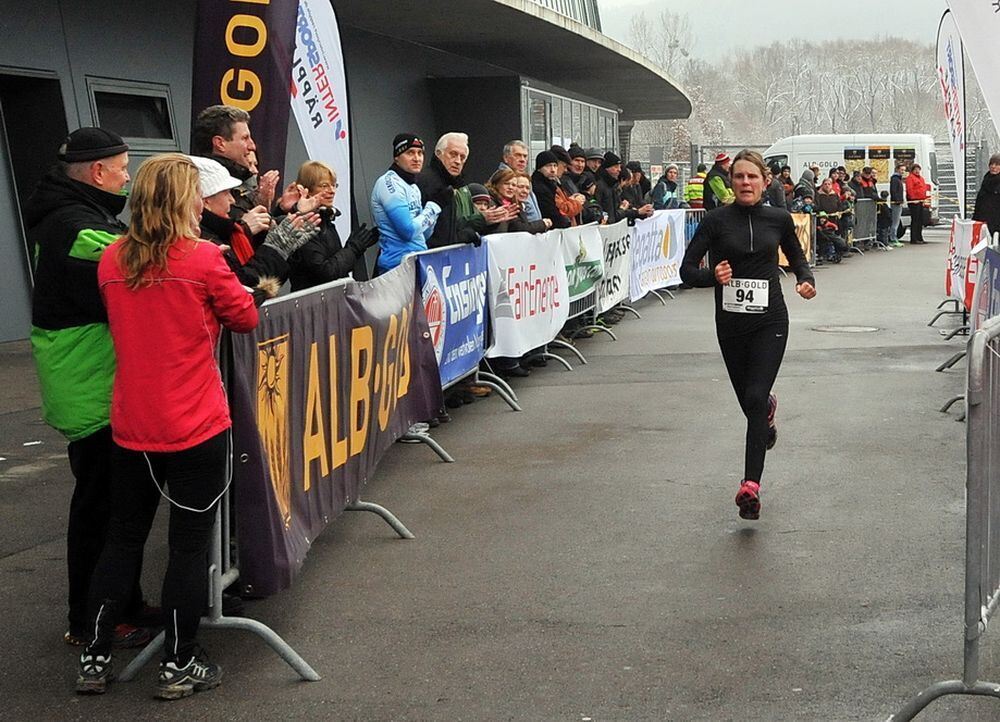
[429,185,454,208]
[262,212,320,259]
[346,223,379,254]
[457,228,482,247]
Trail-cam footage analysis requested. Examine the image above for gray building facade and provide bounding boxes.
[0,0,689,342]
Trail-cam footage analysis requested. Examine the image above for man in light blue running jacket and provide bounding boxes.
[371,133,442,273]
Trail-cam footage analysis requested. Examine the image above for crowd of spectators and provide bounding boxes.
[30,108,683,696]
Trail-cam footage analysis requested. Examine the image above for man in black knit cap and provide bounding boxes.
[26,127,155,648]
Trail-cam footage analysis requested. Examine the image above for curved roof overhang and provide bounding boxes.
[333,0,692,121]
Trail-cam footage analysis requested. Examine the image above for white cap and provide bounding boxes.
[188,155,241,198]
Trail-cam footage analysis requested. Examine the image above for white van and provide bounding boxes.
[763,134,939,223]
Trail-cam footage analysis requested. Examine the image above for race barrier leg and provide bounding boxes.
[475,370,522,412]
[944,324,970,341]
[940,395,964,414]
[620,304,642,320]
[890,319,1000,719]
[523,348,573,371]
[647,290,668,306]
[928,298,963,327]
[120,494,320,683]
[936,350,966,372]
[398,428,455,463]
[345,497,415,539]
[548,339,588,366]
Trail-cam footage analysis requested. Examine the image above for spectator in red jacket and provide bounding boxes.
[77,154,258,700]
[905,163,931,244]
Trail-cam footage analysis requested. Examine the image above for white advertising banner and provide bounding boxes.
[560,223,605,304]
[629,210,686,302]
[290,0,352,242]
[597,220,632,313]
[946,218,987,309]
[947,1,1000,139]
[485,231,570,358]
[937,11,966,217]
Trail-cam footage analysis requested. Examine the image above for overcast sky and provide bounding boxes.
[599,0,948,61]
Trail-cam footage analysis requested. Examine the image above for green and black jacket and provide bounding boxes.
[26,169,126,441]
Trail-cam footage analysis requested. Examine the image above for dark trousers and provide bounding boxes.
[717,324,788,484]
[908,202,925,242]
[87,430,227,662]
[66,426,143,634]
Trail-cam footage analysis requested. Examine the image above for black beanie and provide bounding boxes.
[57,127,129,163]
[550,145,572,164]
[569,145,587,160]
[535,150,559,169]
[626,160,642,173]
[603,151,622,167]
[392,132,424,157]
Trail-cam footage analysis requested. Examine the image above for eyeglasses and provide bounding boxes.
[316,182,339,190]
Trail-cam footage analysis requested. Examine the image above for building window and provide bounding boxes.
[93,92,172,140]
[86,78,179,152]
[520,86,616,153]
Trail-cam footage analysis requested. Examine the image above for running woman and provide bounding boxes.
[680,150,816,520]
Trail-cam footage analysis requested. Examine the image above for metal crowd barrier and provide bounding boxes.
[890,316,1000,719]
[853,199,878,248]
[119,339,321,684]
[119,486,322,683]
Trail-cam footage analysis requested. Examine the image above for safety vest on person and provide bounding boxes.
[684,172,707,208]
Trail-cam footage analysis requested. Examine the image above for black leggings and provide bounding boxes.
[86,430,228,662]
[908,202,924,242]
[717,324,788,483]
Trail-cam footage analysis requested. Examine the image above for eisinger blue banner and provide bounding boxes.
[415,243,489,388]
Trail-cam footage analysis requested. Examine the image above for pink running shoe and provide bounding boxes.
[766,393,778,450]
[735,480,761,520]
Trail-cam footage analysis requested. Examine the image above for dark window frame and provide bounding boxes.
[85,77,179,153]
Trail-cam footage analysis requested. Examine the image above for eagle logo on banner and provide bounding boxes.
[257,334,292,529]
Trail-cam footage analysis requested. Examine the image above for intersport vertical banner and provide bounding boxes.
[629,210,686,302]
[290,0,352,242]
[937,10,966,217]
[415,244,489,388]
[191,0,298,175]
[947,1,1000,138]
[228,259,443,596]
[485,231,569,358]
[560,224,605,303]
[597,220,632,313]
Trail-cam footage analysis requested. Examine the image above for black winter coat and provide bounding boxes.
[199,209,289,287]
[974,172,1000,236]
[595,169,637,223]
[287,210,365,291]
[531,170,571,229]
[26,169,127,330]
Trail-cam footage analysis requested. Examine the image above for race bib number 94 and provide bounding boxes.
[722,278,769,314]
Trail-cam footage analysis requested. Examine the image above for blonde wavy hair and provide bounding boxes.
[118,153,200,289]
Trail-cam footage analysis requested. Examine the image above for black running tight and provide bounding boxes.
[717,324,788,483]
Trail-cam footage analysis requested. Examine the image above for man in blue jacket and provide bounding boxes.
[371,133,443,273]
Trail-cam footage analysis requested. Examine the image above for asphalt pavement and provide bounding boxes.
[1,226,997,720]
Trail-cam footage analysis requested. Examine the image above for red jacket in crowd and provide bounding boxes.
[905,173,930,203]
[98,238,258,452]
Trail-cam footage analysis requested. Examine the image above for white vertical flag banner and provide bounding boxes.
[937,10,966,217]
[947,1,1000,140]
[290,0,352,242]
